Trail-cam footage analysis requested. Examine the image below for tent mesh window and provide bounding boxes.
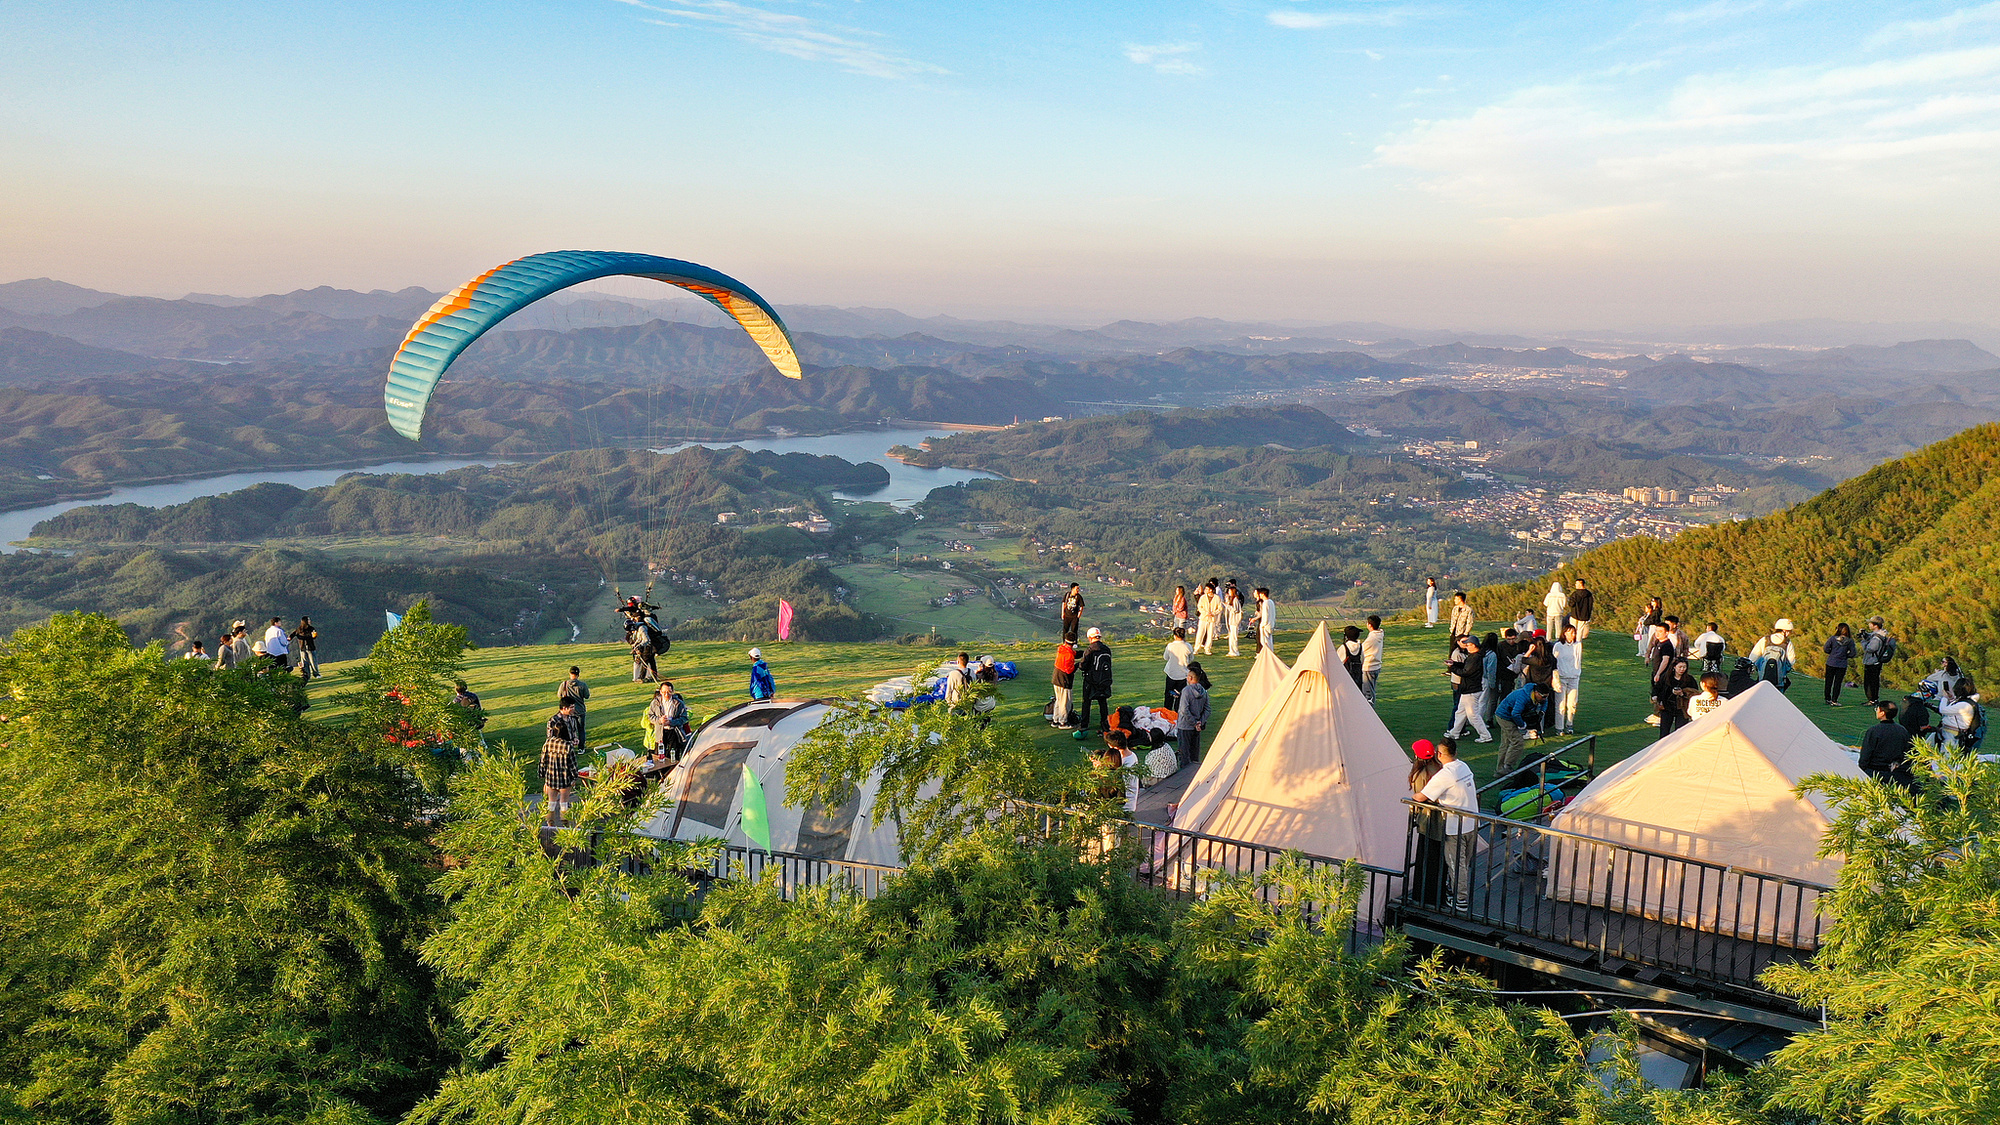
[795,785,865,859]
[677,741,758,830]
[717,707,790,729]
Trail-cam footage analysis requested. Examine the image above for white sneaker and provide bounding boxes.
[1474,736,1493,744]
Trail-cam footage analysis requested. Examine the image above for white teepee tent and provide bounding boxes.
[1544,681,1863,944]
[1176,643,1289,816]
[1167,624,1412,914]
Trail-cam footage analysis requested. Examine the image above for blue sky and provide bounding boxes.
[3,1,1998,328]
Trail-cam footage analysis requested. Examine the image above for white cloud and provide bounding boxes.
[1374,37,2000,229]
[1124,42,1205,76]
[1868,1,2000,47]
[1268,7,1416,30]
[615,0,947,80]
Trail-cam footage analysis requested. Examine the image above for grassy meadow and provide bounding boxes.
[311,618,1885,793]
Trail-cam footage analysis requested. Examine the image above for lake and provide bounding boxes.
[0,459,508,553]
[0,429,997,552]
[660,427,998,508]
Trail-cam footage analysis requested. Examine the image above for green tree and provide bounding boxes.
[1762,750,2000,1124]
[0,612,453,1124]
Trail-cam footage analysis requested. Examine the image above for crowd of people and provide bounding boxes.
[182,615,320,678]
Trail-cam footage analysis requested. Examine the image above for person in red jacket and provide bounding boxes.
[1051,639,1078,728]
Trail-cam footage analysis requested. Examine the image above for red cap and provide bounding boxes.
[1412,739,1436,760]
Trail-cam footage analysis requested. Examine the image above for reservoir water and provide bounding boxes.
[0,459,508,553]
[0,428,995,552]
[660,427,998,508]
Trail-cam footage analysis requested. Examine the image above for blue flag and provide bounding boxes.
[384,610,403,631]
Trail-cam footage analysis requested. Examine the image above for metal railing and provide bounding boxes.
[1009,800,1403,953]
[1478,734,1597,801]
[1396,800,1831,994]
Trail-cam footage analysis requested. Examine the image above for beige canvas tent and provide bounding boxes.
[1186,643,1289,792]
[1544,681,1863,945]
[1167,624,1411,912]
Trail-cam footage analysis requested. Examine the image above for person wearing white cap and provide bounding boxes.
[1080,627,1115,732]
[1749,619,1798,692]
[748,648,775,700]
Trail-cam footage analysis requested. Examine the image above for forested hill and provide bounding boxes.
[905,404,1367,478]
[1469,421,2000,686]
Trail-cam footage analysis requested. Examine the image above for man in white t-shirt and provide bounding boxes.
[1417,738,1480,911]
[261,617,291,671]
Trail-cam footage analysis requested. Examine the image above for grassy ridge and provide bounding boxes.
[310,621,1882,793]
[1465,422,2000,690]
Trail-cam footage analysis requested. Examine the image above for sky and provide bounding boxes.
[2,0,1999,330]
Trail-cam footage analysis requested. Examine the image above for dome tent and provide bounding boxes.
[644,699,915,867]
[1545,681,1863,945]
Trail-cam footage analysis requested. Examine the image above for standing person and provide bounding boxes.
[1637,597,1665,659]
[1822,623,1856,707]
[1688,673,1726,721]
[1553,625,1584,735]
[1361,615,1386,705]
[1749,620,1798,692]
[1081,628,1115,732]
[1340,625,1365,688]
[1194,580,1221,655]
[1444,634,1493,743]
[214,633,238,671]
[1448,591,1474,642]
[1254,587,1277,653]
[1859,701,1915,787]
[1407,747,1447,906]
[291,616,319,679]
[1162,628,1192,710]
[1646,623,1679,724]
[541,699,581,827]
[747,649,775,701]
[1175,662,1210,768]
[1172,585,1190,633]
[1542,581,1568,640]
[229,622,253,667]
[1520,634,1558,735]
[1477,632,1502,730]
[1859,616,1897,706]
[1694,622,1727,675]
[1060,584,1085,644]
[1051,639,1078,729]
[1223,580,1245,657]
[1656,657,1698,740]
[1567,578,1594,644]
[943,652,972,707]
[1424,578,1441,629]
[1416,738,1480,912]
[645,680,689,761]
[558,666,592,742]
[260,617,290,672]
[1494,682,1549,779]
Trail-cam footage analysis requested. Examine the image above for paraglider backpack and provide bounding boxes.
[1962,702,1987,751]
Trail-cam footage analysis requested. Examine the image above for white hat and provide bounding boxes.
[232,619,246,629]
[748,647,762,659]
[1774,618,1795,632]
[981,655,995,667]
[1086,627,1102,638]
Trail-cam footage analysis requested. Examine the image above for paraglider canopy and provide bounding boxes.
[383,250,803,440]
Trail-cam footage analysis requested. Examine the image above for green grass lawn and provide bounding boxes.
[310,619,1885,792]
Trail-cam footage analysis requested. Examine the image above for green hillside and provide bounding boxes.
[1467,421,2000,688]
[308,621,1881,792]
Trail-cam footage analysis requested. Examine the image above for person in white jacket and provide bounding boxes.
[1553,624,1584,735]
[1223,579,1245,657]
[1542,581,1568,639]
[1255,587,1277,652]
[1424,578,1440,628]
[1361,615,1386,705]
[1194,580,1222,655]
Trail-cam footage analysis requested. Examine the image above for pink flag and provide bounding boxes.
[777,598,794,641]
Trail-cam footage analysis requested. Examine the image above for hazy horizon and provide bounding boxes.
[5,1,1998,329]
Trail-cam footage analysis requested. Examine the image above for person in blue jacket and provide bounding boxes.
[748,647,776,700]
[1493,681,1549,781]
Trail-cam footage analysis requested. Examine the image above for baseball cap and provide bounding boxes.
[1411,739,1436,760]
[748,647,762,659]
[1086,627,1102,639]
[1774,618,1795,631]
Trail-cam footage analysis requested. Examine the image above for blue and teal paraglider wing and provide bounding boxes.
[383,250,802,441]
